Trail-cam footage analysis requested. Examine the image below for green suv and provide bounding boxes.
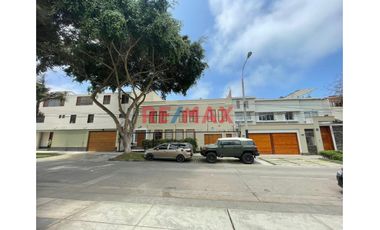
[200,138,259,164]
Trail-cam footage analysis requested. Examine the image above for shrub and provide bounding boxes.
[319,150,343,161]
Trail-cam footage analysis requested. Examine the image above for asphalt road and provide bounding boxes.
[37,153,343,229]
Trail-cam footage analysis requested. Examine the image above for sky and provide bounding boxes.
[44,0,342,100]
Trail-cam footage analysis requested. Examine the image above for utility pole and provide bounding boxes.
[241,51,252,138]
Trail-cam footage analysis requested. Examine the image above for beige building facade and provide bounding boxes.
[37,91,342,154]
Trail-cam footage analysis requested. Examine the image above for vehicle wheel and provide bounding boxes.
[241,153,254,164]
[206,152,217,163]
[145,153,154,161]
[176,154,185,162]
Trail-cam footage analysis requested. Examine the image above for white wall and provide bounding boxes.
[37,92,161,131]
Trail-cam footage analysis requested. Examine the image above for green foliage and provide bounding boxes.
[319,150,343,161]
[39,0,207,97]
[142,138,198,152]
[37,0,207,153]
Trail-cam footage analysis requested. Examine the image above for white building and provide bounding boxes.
[37,90,342,154]
[232,90,343,154]
[36,92,162,151]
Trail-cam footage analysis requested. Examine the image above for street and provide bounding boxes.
[37,153,343,229]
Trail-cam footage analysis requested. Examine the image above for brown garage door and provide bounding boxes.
[88,131,116,152]
[320,126,334,150]
[248,133,300,154]
[248,133,272,154]
[204,134,222,145]
[271,133,300,154]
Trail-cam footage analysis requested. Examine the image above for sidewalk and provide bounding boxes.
[37,198,342,230]
[258,155,342,167]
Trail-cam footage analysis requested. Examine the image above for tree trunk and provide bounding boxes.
[123,132,132,153]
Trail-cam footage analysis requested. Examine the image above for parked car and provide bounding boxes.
[171,142,193,154]
[337,168,343,188]
[200,138,259,164]
[144,143,192,162]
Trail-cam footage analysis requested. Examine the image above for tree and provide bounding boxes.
[329,75,343,106]
[44,0,207,153]
[36,75,67,116]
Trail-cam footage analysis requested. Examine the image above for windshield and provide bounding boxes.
[243,140,255,145]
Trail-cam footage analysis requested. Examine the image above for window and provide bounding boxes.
[58,115,65,119]
[103,95,111,104]
[236,100,240,109]
[247,112,254,121]
[244,101,249,108]
[87,114,94,123]
[69,115,76,124]
[235,112,243,121]
[221,140,240,145]
[304,111,318,118]
[149,111,157,123]
[186,129,195,139]
[157,143,168,149]
[165,129,173,139]
[218,110,225,122]
[243,140,254,145]
[121,94,129,104]
[154,130,163,140]
[76,96,93,105]
[285,112,294,120]
[175,129,184,140]
[168,144,178,150]
[159,111,168,123]
[189,110,198,123]
[178,110,188,123]
[43,98,64,107]
[37,114,45,123]
[207,109,216,122]
[259,113,274,121]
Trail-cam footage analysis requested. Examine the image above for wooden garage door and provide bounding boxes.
[204,134,222,145]
[320,126,334,150]
[248,133,300,154]
[88,131,116,152]
[271,133,300,154]
[248,133,272,154]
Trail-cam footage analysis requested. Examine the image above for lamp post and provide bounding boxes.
[241,51,252,137]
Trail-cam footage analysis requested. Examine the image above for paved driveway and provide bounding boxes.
[258,155,342,167]
[37,153,342,229]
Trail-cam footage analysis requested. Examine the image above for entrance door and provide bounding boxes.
[320,126,334,150]
[204,134,222,145]
[88,131,116,152]
[136,130,146,148]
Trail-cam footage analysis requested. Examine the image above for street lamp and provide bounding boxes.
[241,51,252,137]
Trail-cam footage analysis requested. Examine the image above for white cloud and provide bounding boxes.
[208,0,342,70]
[44,68,90,94]
[222,63,299,97]
[188,81,212,99]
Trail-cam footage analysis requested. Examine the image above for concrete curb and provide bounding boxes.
[36,154,74,162]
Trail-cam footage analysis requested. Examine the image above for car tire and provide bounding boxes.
[241,152,254,164]
[176,154,185,162]
[206,152,217,163]
[145,153,154,161]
